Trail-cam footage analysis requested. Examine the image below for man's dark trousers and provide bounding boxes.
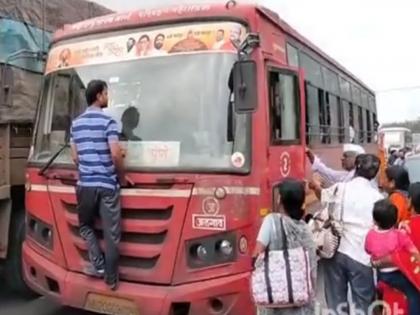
[76,186,121,283]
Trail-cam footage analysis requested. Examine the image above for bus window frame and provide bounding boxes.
[266,65,302,146]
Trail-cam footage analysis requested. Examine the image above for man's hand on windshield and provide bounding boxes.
[306,147,315,164]
[120,175,134,188]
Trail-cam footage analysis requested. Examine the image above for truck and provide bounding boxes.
[379,127,412,152]
[0,0,111,294]
[22,2,379,314]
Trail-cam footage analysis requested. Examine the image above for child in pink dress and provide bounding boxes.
[365,199,420,315]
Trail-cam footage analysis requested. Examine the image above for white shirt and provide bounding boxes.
[312,156,355,185]
[312,156,378,188]
[322,177,383,266]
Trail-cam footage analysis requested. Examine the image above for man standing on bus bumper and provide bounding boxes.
[70,80,127,290]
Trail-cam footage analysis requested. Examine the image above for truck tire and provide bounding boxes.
[4,208,37,297]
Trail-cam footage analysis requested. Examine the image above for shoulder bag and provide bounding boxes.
[251,215,313,308]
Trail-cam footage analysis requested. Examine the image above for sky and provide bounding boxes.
[93,0,420,123]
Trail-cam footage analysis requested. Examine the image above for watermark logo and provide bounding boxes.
[314,301,404,315]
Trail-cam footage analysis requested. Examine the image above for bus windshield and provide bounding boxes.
[31,22,251,173]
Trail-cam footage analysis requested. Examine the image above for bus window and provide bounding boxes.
[358,106,364,143]
[268,69,300,144]
[319,90,331,144]
[352,104,360,143]
[349,102,355,143]
[286,43,299,67]
[339,77,351,101]
[366,109,372,143]
[328,94,341,143]
[352,84,361,105]
[300,52,323,87]
[305,83,320,144]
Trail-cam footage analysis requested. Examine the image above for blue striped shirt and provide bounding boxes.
[70,106,120,190]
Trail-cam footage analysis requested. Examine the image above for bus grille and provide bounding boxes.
[62,200,175,277]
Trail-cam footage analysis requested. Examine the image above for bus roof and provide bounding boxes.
[51,2,373,93]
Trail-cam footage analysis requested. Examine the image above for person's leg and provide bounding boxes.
[378,271,420,315]
[99,188,121,289]
[346,256,375,314]
[76,186,104,275]
[323,253,350,314]
[316,260,328,311]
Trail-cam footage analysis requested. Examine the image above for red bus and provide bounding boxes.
[23,2,378,315]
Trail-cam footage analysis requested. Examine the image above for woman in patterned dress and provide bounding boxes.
[253,179,317,315]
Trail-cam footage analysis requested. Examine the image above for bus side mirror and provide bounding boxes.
[233,60,257,113]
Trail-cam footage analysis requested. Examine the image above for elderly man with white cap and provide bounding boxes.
[306,143,366,185]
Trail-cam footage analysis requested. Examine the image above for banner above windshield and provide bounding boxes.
[46,22,246,74]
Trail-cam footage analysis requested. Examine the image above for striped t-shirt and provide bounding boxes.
[70,106,120,190]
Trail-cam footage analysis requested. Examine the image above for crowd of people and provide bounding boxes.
[254,144,420,314]
[387,147,414,167]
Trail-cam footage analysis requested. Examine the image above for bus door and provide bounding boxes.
[266,64,306,188]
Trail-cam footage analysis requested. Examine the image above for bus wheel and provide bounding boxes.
[4,208,37,297]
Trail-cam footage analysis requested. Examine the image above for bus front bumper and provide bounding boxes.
[23,242,254,315]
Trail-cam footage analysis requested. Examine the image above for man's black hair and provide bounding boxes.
[85,80,107,105]
[355,154,380,180]
[274,179,305,221]
[385,166,410,192]
[155,33,165,40]
[373,199,398,230]
[139,34,150,42]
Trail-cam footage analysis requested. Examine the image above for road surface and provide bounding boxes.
[0,279,92,315]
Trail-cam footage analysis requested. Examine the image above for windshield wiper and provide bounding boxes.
[227,70,235,142]
[38,143,70,177]
[227,95,235,143]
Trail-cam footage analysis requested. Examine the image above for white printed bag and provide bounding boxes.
[308,183,345,259]
[251,216,313,308]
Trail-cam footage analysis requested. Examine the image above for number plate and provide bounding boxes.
[84,293,139,315]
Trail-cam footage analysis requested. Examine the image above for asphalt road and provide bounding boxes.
[0,278,93,315]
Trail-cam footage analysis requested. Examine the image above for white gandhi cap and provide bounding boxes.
[343,143,365,155]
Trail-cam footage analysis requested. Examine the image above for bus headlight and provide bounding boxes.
[196,245,208,261]
[217,240,233,256]
[27,215,53,250]
[187,233,236,268]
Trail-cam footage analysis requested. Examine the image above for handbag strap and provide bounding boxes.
[263,246,274,304]
[279,217,294,304]
[264,214,280,304]
[279,215,289,251]
[270,213,290,251]
[338,183,346,223]
[265,214,294,304]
